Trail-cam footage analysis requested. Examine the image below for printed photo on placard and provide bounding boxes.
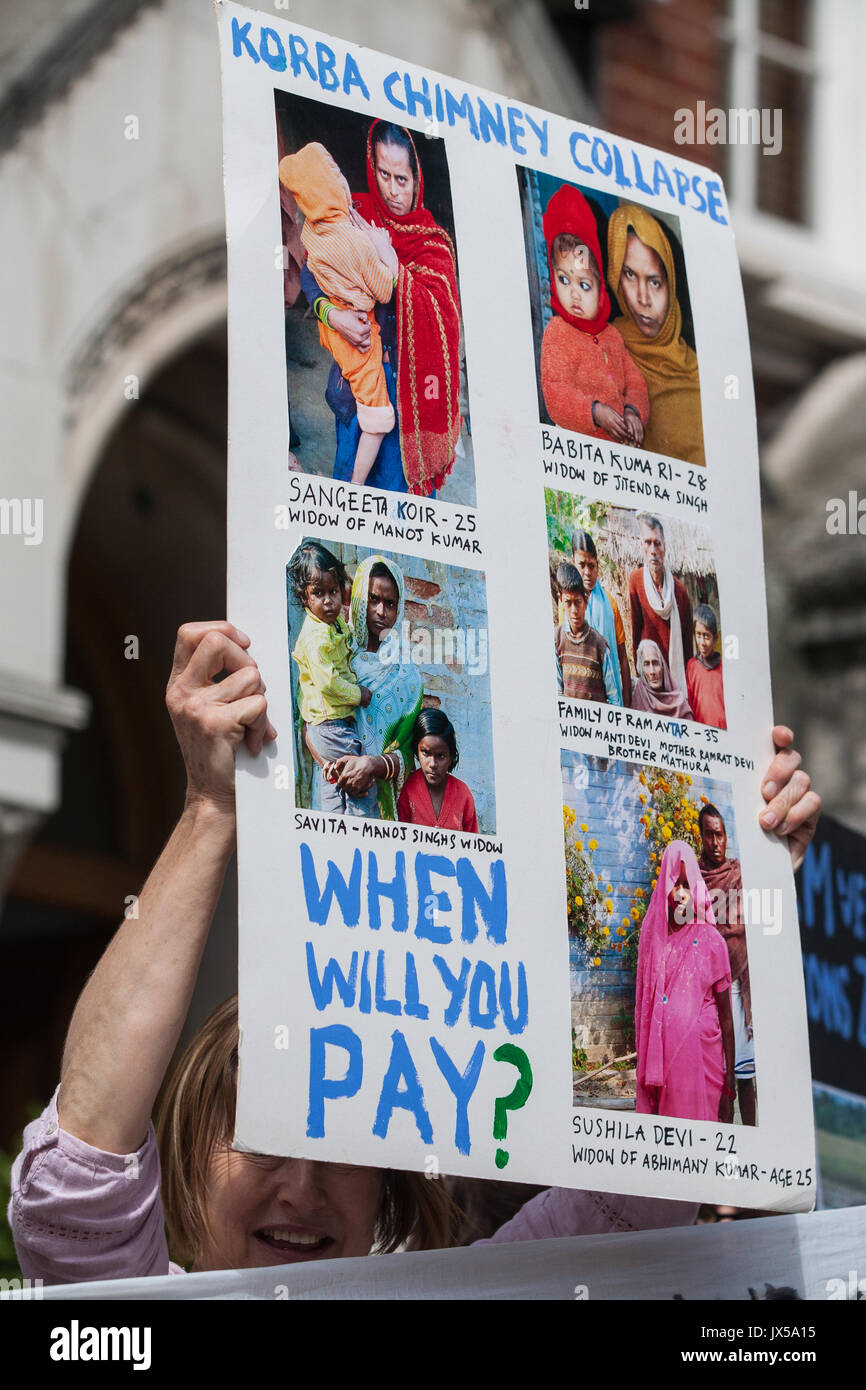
[546,489,725,728]
[286,539,495,833]
[276,90,474,502]
[517,166,705,466]
[562,750,757,1127]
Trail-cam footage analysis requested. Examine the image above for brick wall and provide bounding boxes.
[596,0,725,173]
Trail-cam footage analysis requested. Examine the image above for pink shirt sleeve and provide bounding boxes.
[475,1187,699,1244]
[8,1086,184,1284]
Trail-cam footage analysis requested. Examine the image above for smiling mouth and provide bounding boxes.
[254,1228,334,1261]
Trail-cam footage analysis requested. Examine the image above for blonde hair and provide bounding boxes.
[155,996,460,1268]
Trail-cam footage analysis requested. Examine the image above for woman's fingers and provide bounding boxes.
[199,663,265,704]
[170,620,250,680]
[234,693,270,757]
[185,629,258,687]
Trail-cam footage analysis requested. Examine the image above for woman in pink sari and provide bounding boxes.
[635,840,735,1123]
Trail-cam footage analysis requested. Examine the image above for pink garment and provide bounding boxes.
[9,1085,697,1284]
[635,841,731,1122]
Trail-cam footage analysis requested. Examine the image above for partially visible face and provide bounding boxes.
[198,1147,382,1272]
[573,548,598,594]
[695,620,715,660]
[553,251,601,320]
[561,588,587,633]
[700,813,727,866]
[642,649,663,691]
[374,141,415,215]
[640,523,666,577]
[366,574,399,645]
[417,733,451,788]
[304,568,343,625]
[619,233,669,339]
[668,864,693,926]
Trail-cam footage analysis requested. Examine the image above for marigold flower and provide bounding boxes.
[580,823,588,833]
[621,918,630,928]
[589,839,598,851]
[601,925,610,936]
[639,793,646,804]
[604,898,613,913]
[592,956,601,967]
[700,794,709,804]
[576,840,583,851]
[575,896,583,907]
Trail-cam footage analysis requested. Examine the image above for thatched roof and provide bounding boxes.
[592,506,714,580]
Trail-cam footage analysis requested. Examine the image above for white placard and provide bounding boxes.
[218,2,815,1210]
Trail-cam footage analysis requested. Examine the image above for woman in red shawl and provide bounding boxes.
[300,121,462,496]
[635,840,735,1124]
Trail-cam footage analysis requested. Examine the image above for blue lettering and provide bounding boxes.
[259,27,287,71]
[373,1029,433,1142]
[231,18,259,62]
[307,1024,363,1138]
[456,857,508,944]
[315,40,338,91]
[430,1036,485,1155]
[359,950,372,1013]
[433,954,471,1026]
[801,841,834,935]
[300,842,362,926]
[631,150,654,195]
[367,850,409,932]
[673,167,691,206]
[415,854,456,942]
[506,105,526,155]
[444,87,479,139]
[569,131,592,174]
[690,173,707,215]
[375,950,402,1015]
[499,960,529,1034]
[612,144,633,190]
[289,33,316,82]
[525,111,548,157]
[383,69,407,111]
[404,952,429,1019]
[706,179,728,224]
[592,136,613,177]
[305,942,358,1011]
[403,72,432,119]
[342,52,370,99]
[467,960,498,1029]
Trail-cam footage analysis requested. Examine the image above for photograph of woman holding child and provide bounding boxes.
[291,119,462,497]
[292,545,493,831]
[634,840,735,1124]
[300,551,423,821]
[521,171,705,467]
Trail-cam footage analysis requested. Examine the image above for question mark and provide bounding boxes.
[492,1043,533,1169]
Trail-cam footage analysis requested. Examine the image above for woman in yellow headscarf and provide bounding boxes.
[607,203,705,466]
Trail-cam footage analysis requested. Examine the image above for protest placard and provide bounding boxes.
[218,2,815,1209]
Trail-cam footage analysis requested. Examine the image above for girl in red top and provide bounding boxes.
[540,184,649,445]
[397,708,479,832]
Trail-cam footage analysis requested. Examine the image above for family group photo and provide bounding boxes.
[547,489,725,728]
[276,92,474,502]
[519,168,705,466]
[286,538,495,834]
[563,750,755,1129]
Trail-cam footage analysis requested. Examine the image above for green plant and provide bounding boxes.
[563,805,618,964]
[545,490,611,570]
[571,1031,588,1071]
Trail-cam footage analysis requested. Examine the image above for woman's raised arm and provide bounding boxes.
[57,621,274,1154]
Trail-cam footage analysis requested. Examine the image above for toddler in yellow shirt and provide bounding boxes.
[289,542,378,817]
